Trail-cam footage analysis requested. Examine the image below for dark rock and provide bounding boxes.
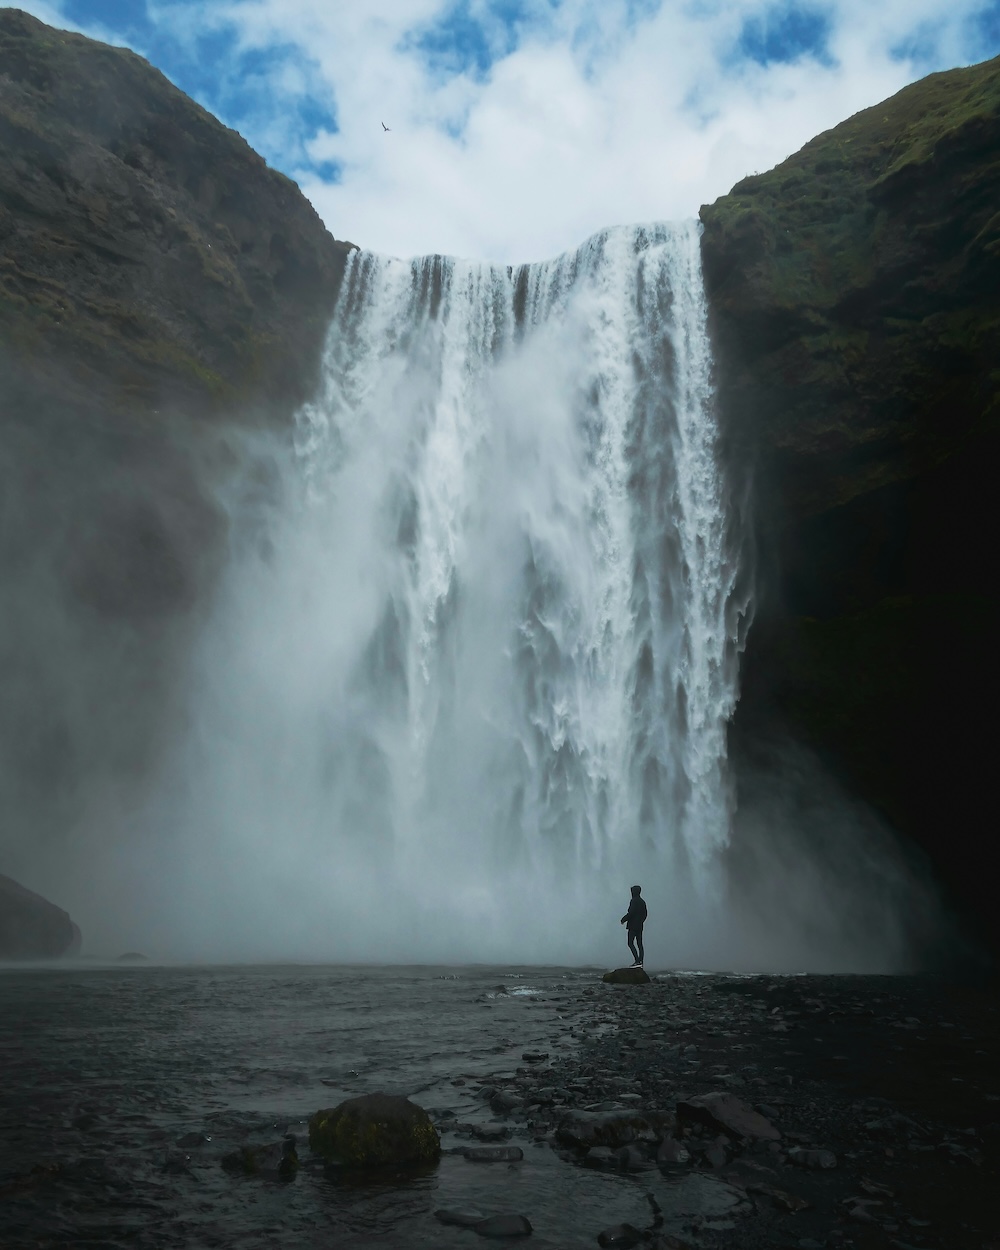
[491,1089,522,1114]
[463,1146,524,1162]
[613,1144,649,1171]
[657,1137,691,1165]
[308,1093,440,1169]
[746,1182,811,1212]
[0,874,80,958]
[597,1223,643,1247]
[436,1209,489,1227]
[472,1123,510,1142]
[702,1139,729,1168]
[175,1132,211,1148]
[603,967,651,985]
[474,1213,533,1238]
[221,1137,297,1179]
[521,1051,549,1062]
[787,1146,837,1169]
[678,1092,781,1141]
[556,1109,660,1149]
[583,1146,617,1166]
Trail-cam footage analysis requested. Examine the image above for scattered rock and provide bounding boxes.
[603,967,651,985]
[677,1092,781,1141]
[308,1093,440,1168]
[474,1213,533,1238]
[464,1146,524,1162]
[556,1109,659,1149]
[521,1051,549,1062]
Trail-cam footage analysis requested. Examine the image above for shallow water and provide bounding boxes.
[0,963,707,1248]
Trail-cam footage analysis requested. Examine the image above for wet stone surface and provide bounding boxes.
[0,965,997,1248]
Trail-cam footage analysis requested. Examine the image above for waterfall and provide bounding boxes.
[243,219,747,958]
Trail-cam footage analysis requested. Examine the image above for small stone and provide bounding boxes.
[657,1138,691,1165]
[597,1223,643,1247]
[464,1146,524,1162]
[522,1051,549,1063]
[747,1183,811,1212]
[473,1123,511,1142]
[787,1146,837,1169]
[474,1213,533,1238]
[703,1141,728,1168]
[678,1092,780,1141]
[614,1144,648,1171]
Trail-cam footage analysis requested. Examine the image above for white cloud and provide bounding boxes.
[20,0,1000,260]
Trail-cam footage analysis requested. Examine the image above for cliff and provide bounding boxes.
[0,11,351,865]
[701,56,1000,952]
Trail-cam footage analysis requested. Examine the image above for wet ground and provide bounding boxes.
[0,964,997,1249]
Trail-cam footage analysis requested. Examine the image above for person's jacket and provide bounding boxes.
[622,897,647,929]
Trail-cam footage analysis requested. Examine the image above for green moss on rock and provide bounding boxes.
[308,1094,441,1169]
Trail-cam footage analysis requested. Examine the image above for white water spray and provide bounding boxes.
[203,219,746,962]
[28,221,947,970]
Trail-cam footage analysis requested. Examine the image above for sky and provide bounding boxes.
[15,0,1000,261]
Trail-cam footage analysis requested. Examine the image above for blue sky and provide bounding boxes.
[17,0,1000,259]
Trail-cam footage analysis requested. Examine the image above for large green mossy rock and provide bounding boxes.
[308,1093,440,1169]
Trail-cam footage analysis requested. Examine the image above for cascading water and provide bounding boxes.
[229,219,749,962]
[58,221,944,970]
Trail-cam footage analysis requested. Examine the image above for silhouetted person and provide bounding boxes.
[620,884,647,967]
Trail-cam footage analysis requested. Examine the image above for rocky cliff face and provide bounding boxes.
[0,11,351,875]
[701,56,1000,953]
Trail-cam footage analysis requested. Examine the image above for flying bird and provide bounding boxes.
[382,122,390,132]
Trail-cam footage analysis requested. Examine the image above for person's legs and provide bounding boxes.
[627,931,639,964]
[635,927,644,965]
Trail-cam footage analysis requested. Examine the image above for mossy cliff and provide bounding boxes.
[701,56,1000,951]
[0,8,353,421]
[0,11,351,859]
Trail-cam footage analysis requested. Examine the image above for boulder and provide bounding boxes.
[0,874,80,958]
[603,967,651,985]
[677,1092,780,1142]
[308,1093,440,1169]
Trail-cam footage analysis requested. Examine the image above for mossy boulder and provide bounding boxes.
[308,1094,441,1169]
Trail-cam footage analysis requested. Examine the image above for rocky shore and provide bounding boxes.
[427,972,1000,1249]
[0,966,996,1248]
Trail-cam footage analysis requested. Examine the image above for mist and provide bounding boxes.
[2,227,954,971]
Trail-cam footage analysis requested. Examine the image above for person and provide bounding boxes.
[620,885,647,967]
